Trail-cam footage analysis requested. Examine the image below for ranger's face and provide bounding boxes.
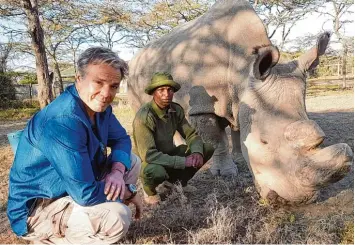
[153,86,174,109]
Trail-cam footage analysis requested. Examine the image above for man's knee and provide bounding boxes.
[65,202,132,244]
[101,203,132,239]
[131,153,142,171]
[125,153,142,184]
[143,164,168,184]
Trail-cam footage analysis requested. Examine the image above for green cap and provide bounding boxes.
[145,72,181,95]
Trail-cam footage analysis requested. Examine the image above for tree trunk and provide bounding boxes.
[53,59,64,94]
[22,0,53,109]
[341,44,347,89]
[73,50,77,74]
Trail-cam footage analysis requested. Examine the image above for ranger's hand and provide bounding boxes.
[186,153,203,168]
[104,163,126,201]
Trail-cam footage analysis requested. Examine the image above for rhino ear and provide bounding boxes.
[298,32,331,72]
[253,46,280,80]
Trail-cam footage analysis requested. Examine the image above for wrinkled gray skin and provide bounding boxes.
[128,0,353,205]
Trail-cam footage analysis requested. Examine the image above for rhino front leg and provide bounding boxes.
[230,130,244,163]
[189,114,238,177]
[231,130,251,173]
[214,130,238,177]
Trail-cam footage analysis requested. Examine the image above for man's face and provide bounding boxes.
[76,63,121,118]
[153,86,174,109]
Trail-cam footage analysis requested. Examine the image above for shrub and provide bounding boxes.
[0,72,16,105]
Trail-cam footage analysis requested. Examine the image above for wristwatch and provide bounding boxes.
[126,184,137,201]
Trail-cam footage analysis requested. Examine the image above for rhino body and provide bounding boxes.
[128,0,353,204]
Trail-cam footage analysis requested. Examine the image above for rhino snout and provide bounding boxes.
[302,143,353,187]
[284,120,325,150]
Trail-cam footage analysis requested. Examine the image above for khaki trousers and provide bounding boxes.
[22,153,141,244]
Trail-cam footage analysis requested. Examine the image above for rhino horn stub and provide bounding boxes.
[297,32,331,72]
[284,120,325,150]
[253,45,280,80]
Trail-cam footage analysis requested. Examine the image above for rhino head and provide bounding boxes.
[238,32,353,204]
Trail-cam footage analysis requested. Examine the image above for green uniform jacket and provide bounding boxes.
[133,100,204,169]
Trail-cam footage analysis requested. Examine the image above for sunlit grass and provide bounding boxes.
[307,84,353,97]
[0,108,39,121]
[0,100,40,121]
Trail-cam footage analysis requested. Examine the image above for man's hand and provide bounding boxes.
[104,162,126,201]
[185,153,203,168]
[125,194,143,220]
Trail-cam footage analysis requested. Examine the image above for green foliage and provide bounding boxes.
[127,0,212,47]
[18,72,37,84]
[0,72,16,103]
[0,100,40,120]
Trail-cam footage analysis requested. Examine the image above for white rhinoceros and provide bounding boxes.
[127,0,353,205]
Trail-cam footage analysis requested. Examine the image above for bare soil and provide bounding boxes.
[0,93,353,244]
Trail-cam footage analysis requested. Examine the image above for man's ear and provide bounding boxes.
[75,73,82,83]
[297,32,331,72]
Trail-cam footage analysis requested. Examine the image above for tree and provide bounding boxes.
[316,0,353,88]
[64,32,87,74]
[0,41,13,73]
[40,0,98,94]
[253,0,316,50]
[21,0,53,108]
[0,41,17,103]
[1,0,53,108]
[125,0,213,48]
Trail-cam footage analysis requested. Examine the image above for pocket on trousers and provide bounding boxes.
[50,201,73,238]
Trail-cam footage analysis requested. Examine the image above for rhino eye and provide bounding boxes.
[261,139,268,145]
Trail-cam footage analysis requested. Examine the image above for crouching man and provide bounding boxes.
[7,47,142,244]
[133,72,214,205]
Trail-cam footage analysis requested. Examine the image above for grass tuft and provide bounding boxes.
[340,221,354,244]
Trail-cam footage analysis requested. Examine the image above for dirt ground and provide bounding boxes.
[0,92,353,243]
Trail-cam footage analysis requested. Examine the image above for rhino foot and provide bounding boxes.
[210,154,238,178]
[220,162,238,177]
[232,152,245,164]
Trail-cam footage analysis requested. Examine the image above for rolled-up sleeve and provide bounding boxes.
[107,112,132,170]
[38,117,107,206]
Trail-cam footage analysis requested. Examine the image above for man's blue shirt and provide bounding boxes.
[7,85,132,236]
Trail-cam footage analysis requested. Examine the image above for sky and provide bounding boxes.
[280,3,354,51]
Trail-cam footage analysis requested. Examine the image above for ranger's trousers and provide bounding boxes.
[141,144,214,196]
[22,153,141,244]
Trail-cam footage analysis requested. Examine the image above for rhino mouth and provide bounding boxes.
[328,163,352,183]
[252,142,352,205]
[265,189,318,207]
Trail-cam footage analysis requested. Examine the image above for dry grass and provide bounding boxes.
[120,162,353,244]
[0,146,27,244]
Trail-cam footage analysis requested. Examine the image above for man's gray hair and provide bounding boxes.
[77,47,128,79]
